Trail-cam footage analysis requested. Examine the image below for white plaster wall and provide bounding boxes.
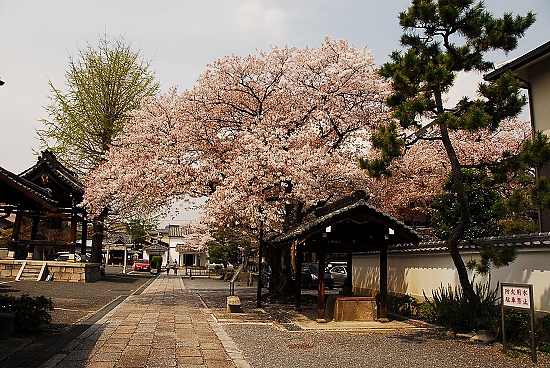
[527,61,550,136]
[353,248,550,313]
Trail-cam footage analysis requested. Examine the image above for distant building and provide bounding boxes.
[144,223,208,267]
[167,224,208,267]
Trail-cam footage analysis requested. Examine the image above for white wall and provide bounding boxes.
[353,248,550,314]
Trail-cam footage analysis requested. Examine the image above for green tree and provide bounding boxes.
[127,218,157,248]
[363,0,539,303]
[38,34,160,176]
[37,33,160,263]
[206,227,254,267]
[431,169,503,240]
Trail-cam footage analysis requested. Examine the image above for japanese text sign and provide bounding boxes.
[502,284,532,310]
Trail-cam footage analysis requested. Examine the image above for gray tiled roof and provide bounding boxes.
[386,232,550,254]
[168,224,194,237]
[271,191,420,245]
[0,165,57,211]
[20,150,84,194]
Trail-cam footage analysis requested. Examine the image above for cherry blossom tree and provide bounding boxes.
[85,37,391,296]
[85,34,538,298]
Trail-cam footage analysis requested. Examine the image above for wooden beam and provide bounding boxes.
[295,246,302,311]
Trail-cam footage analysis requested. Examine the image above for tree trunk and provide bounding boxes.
[266,242,295,300]
[439,122,478,304]
[91,208,108,264]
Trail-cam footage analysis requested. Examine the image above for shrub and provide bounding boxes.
[504,309,532,346]
[150,256,162,270]
[503,311,550,350]
[421,282,500,334]
[388,293,420,317]
[0,293,54,333]
[537,313,550,343]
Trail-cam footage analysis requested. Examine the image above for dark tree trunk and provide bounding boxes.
[91,208,108,264]
[439,118,478,304]
[266,242,295,299]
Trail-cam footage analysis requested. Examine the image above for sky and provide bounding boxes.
[1,0,549,172]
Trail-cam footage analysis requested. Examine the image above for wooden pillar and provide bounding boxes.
[317,249,327,322]
[28,216,40,259]
[295,246,302,311]
[341,251,354,296]
[8,212,23,259]
[256,221,264,308]
[379,245,389,322]
[81,218,88,256]
[70,215,77,262]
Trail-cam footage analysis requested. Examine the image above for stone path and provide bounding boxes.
[40,274,250,368]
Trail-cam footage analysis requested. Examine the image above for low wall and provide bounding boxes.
[0,260,101,283]
[353,247,550,314]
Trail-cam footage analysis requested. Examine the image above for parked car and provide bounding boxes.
[207,262,224,270]
[133,259,151,272]
[301,263,334,290]
[329,265,348,287]
[55,252,83,262]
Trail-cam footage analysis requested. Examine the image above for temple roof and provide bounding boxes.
[20,150,84,195]
[0,165,58,211]
[271,191,420,250]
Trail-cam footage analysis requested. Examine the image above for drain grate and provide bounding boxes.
[281,323,302,331]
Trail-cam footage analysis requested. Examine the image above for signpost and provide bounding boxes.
[501,283,537,363]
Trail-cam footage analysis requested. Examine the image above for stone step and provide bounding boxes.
[17,263,46,281]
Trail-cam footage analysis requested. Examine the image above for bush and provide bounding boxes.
[537,313,550,343]
[0,293,54,333]
[504,309,532,346]
[503,311,550,351]
[388,293,420,317]
[421,282,500,334]
[150,256,162,270]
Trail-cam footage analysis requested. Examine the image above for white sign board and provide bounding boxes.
[502,284,531,309]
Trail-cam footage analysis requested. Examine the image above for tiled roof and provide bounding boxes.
[485,40,550,81]
[20,150,84,195]
[271,191,420,245]
[168,224,194,238]
[0,165,58,211]
[104,232,132,245]
[381,232,550,254]
[145,243,169,252]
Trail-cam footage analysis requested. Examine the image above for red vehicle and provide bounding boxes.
[133,259,150,272]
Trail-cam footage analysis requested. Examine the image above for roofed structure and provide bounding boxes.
[484,40,550,231]
[271,190,420,321]
[0,151,88,262]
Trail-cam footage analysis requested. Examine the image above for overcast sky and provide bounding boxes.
[1,0,549,175]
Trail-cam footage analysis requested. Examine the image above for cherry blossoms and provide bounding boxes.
[368,118,532,222]
[84,37,390,232]
[84,36,532,234]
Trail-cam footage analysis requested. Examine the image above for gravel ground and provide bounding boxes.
[186,277,550,368]
[1,272,548,368]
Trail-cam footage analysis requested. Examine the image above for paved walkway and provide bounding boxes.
[40,274,250,368]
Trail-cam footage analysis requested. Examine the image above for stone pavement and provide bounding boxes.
[40,274,250,368]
